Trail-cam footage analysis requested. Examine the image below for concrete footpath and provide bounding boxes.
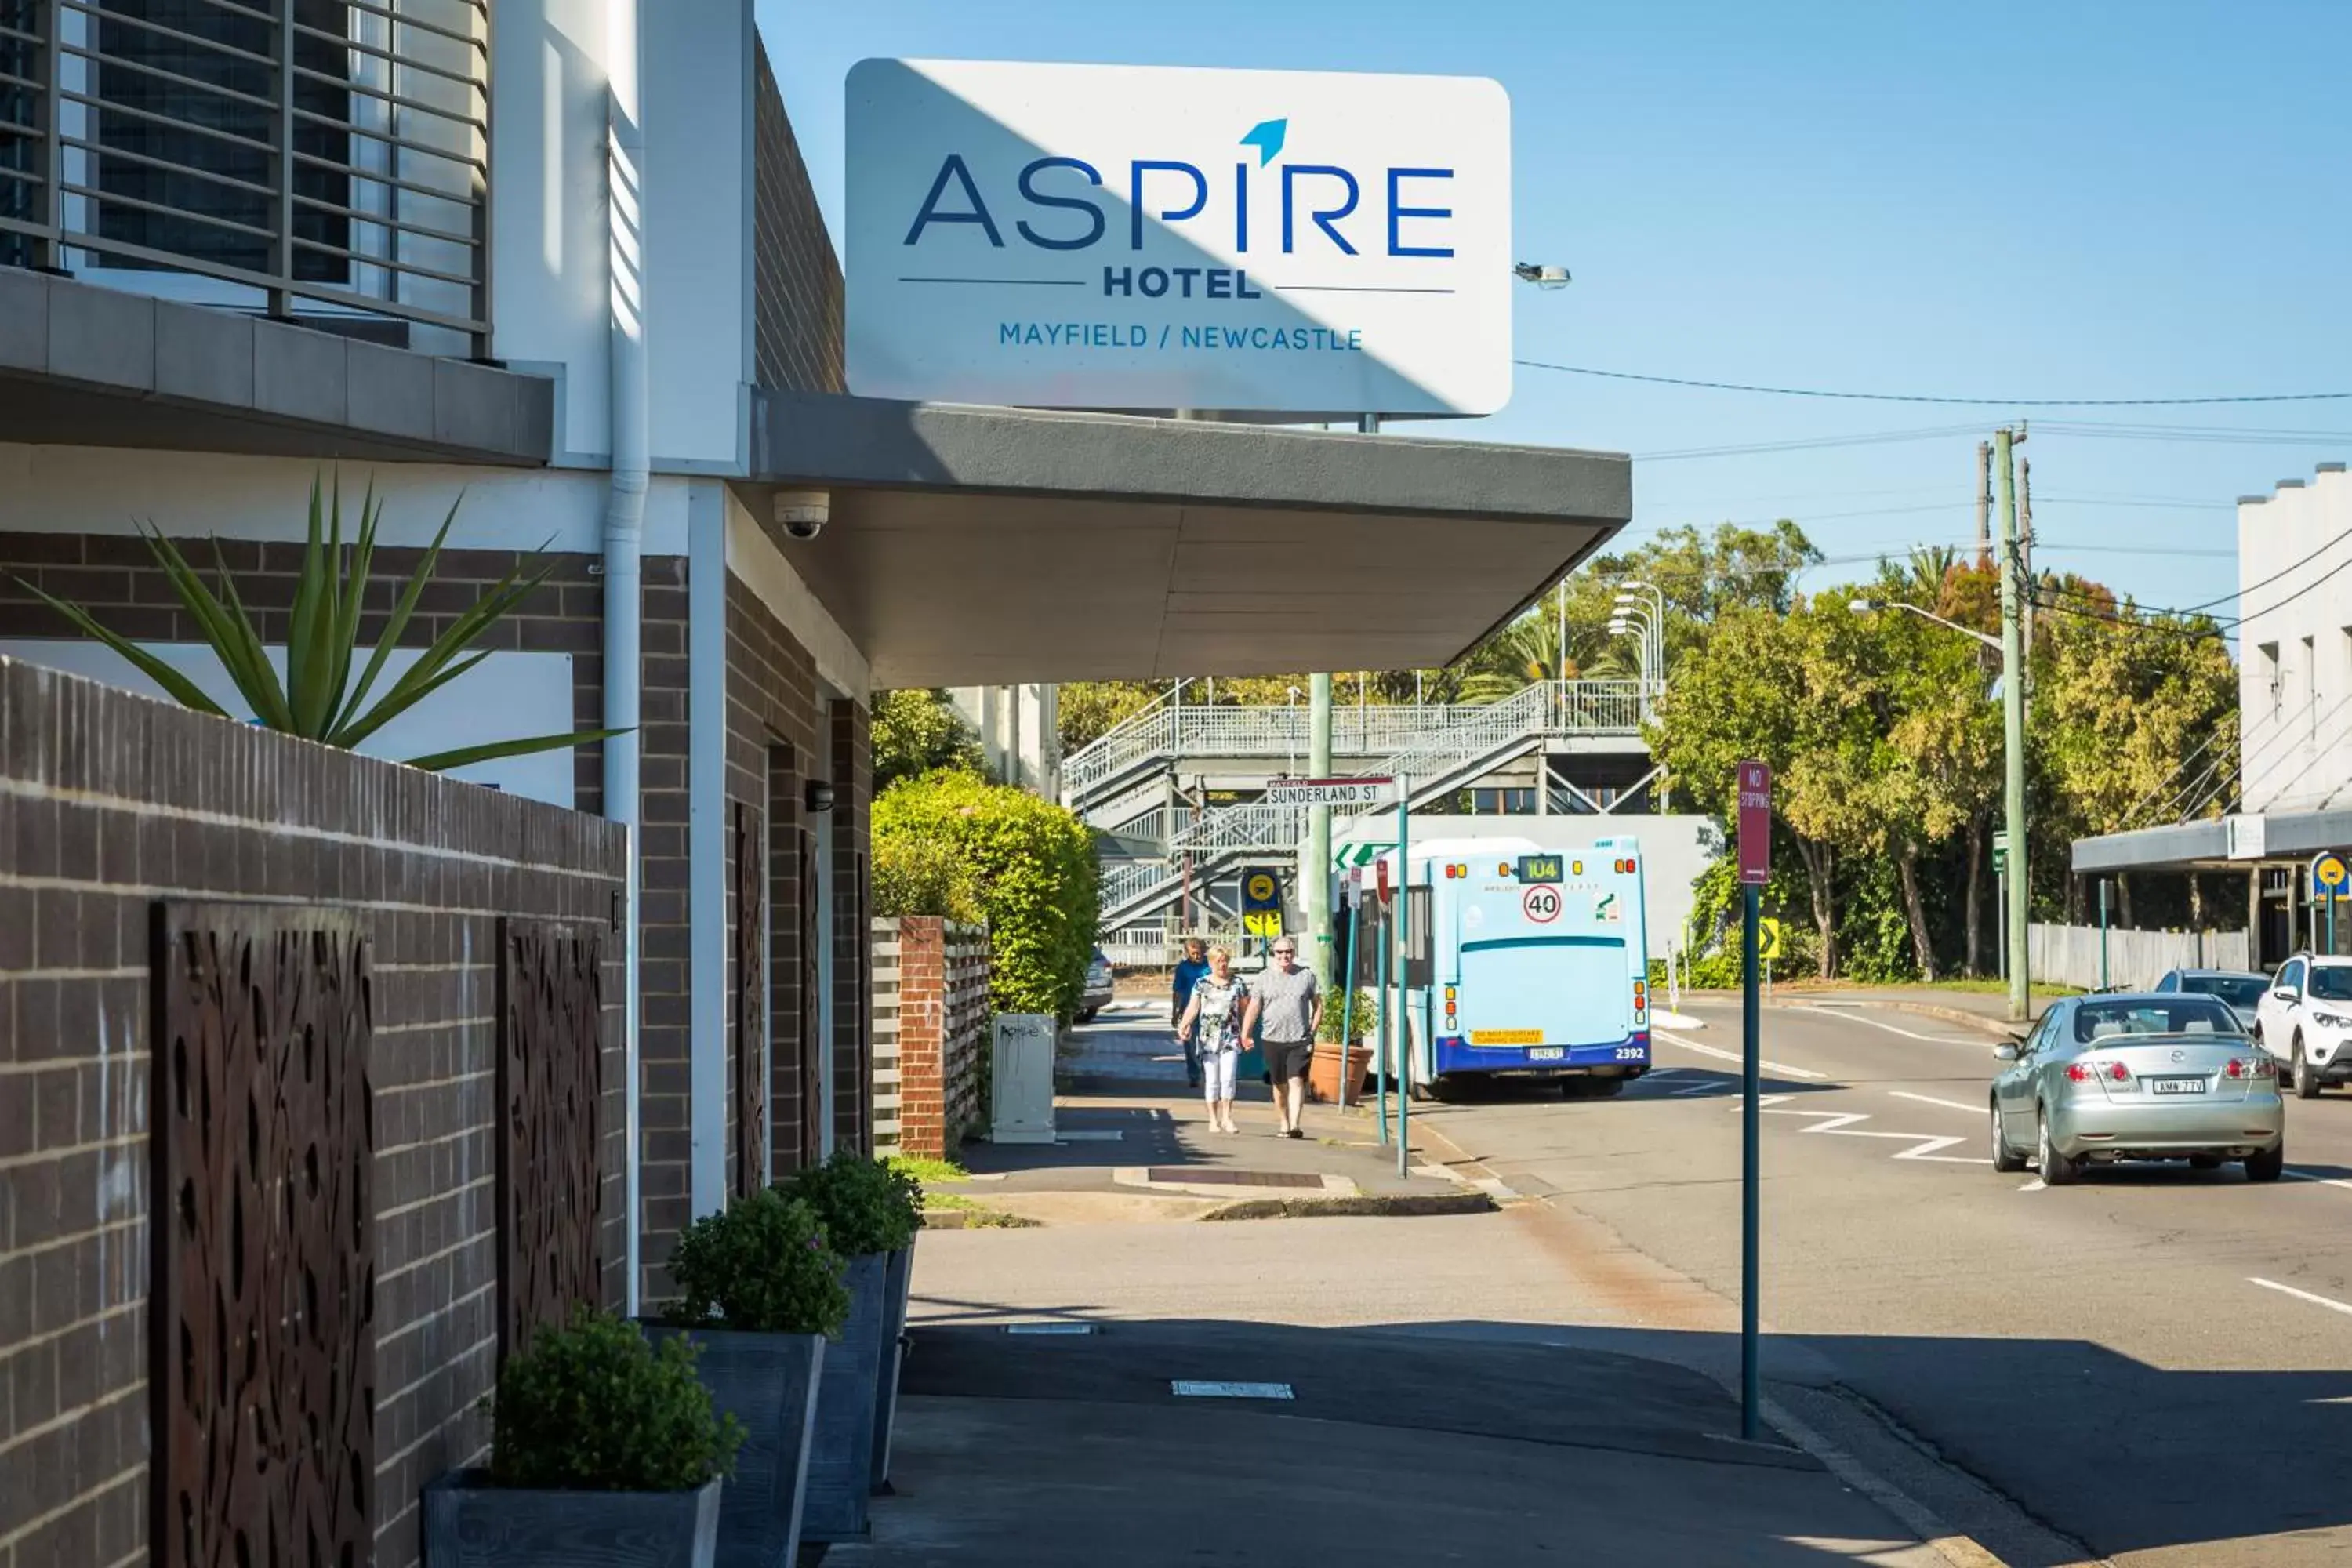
[925,999,1493,1225]
[834,1319,1949,1568]
[836,1003,1980,1566]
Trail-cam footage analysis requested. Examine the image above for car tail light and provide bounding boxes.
[2067,1062,2092,1083]
[2107,1061,2129,1083]
[2249,1055,2277,1078]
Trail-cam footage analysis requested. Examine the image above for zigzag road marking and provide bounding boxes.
[1740,1094,1991,1165]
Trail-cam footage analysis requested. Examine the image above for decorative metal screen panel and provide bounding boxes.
[0,0,494,349]
[735,800,768,1199]
[497,917,604,1360]
[798,827,822,1171]
[151,902,375,1568]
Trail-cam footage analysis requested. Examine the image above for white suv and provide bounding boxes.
[2252,954,2352,1099]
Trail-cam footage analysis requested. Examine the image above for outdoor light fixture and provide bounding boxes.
[1512,262,1572,289]
[1849,598,1881,613]
[805,779,837,813]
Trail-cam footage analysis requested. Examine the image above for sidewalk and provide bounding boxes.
[929,1000,1489,1225]
[832,1321,1949,1567]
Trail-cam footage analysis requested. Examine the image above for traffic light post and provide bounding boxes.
[1736,760,1771,1443]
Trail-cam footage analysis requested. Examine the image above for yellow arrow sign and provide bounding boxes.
[1757,918,1783,963]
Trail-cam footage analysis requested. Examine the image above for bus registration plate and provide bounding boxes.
[1471,1029,1543,1046]
[1527,1047,1566,1061]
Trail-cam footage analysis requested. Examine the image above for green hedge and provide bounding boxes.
[872,771,1099,1020]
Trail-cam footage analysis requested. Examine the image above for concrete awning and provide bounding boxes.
[743,388,1633,689]
[2071,811,2352,874]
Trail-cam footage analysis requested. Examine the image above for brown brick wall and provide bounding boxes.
[0,657,627,1568]
[0,529,695,1313]
[752,31,845,397]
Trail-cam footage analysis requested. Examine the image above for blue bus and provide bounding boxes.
[1354,834,1650,1099]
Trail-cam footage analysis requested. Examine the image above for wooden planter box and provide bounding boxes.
[422,1472,720,1568]
[643,1326,826,1568]
[870,1243,915,1492]
[803,1252,889,1541]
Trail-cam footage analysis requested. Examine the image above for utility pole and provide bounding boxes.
[1996,426,2031,1022]
[2018,456,2035,661]
[1975,441,1991,568]
[1307,672,1334,991]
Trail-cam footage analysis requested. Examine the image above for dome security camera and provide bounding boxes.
[775,488,830,541]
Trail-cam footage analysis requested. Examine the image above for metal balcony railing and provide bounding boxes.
[0,0,492,354]
[1063,680,1655,807]
[1097,681,1658,924]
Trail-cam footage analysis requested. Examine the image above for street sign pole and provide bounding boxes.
[1338,889,1363,1109]
[1376,856,1392,1146]
[1736,760,1771,1444]
[1395,775,1412,1181]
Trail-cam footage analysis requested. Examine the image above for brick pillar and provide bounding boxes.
[893,916,950,1157]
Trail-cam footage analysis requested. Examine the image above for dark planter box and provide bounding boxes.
[870,1243,914,1492]
[803,1252,887,1541]
[422,1471,720,1568]
[644,1325,826,1568]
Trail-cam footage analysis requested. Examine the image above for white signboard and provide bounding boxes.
[1261,776,1398,807]
[846,59,1512,417]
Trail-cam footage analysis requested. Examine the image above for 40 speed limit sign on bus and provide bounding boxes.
[1521,884,1563,923]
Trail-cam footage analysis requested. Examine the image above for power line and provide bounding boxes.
[1517,360,2352,408]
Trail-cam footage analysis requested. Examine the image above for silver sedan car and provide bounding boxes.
[1989,993,2285,1185]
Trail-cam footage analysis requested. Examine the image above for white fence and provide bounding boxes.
[2027,924,2251,992]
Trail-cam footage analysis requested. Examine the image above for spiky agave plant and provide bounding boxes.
[20,476,622,772]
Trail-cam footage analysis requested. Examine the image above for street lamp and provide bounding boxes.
[1847,598,2002,655]
[1513,262,1572,289]
[1613,583,1664,695]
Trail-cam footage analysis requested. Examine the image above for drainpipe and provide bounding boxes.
[605,0,649,1317]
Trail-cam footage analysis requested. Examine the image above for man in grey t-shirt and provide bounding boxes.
[1251,938,1323,1138]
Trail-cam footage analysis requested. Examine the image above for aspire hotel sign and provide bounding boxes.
[844,59,1512,417]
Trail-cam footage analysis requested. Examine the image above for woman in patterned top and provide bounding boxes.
[1174,944,1257,1134]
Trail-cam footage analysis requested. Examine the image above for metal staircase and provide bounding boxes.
[1094,681,1654,929]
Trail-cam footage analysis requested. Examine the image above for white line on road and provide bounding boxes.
[1888,1091,1986,1116]
[1655,1029,1828,1080]
[2249,1277,2352,1319]
[1791,1007,1996,1046]
[2017,1178,2045,1192]
[2287,1169,2352,1192]
[1743,1097,1993,1163]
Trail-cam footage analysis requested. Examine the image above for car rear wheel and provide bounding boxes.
[2245,1142,2285,1182]
[2295,1034,2322,1100]
[2038,1108,2079,1186]
[1989,1098,2027,1172]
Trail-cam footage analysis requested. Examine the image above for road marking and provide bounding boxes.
[2287,1169,2352,1192]
[2017,1178,2045,1192]
[1656,1029,1828,1080]
[1889,1091,1985,1116]
[1672,1080,1730,1097]
[1173,1380,1295,1399]
[1740,1097,1991,1163]
[2249,1277,2352,1319]
[1792,1007,1996,1046]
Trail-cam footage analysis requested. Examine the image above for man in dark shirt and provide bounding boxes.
[1171,938,1210,1087]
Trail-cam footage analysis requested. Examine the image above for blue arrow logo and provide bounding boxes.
[1240,118,1287,166]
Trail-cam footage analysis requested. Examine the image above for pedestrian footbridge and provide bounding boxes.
[1067,680,1661,942]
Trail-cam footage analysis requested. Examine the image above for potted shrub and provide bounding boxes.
[775,1152,922,1537]
[1309,989,1378,1104]
[423,1308,739,1568]
[648,1189,851,1568]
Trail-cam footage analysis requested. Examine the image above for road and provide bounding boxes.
[1410,996,2352,1568]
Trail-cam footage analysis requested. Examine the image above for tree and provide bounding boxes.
[871,688,982,791]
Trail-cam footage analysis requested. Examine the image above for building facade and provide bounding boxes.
[0,9,1635,1563]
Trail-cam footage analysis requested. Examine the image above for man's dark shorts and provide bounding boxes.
[1262,1037,1314,1083]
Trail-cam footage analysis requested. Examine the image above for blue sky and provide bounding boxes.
[755,0,2352,618]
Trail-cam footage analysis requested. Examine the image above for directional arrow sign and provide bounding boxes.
[1262,776,1396,808]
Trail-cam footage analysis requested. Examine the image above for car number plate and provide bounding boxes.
[1528,1047,1566,1061]
[2147,1076,2208,1095]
